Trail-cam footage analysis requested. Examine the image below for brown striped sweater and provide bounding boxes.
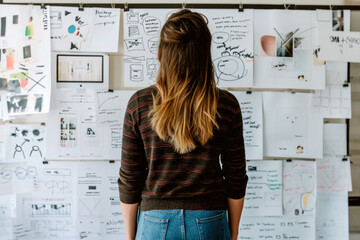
[118,86,248,211]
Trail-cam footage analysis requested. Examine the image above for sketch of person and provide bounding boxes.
[30,145,42,158]
[25,16,34,40]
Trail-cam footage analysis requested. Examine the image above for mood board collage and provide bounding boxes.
[0,4,358,240]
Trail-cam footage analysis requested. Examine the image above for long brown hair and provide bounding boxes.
[150,9,218,154]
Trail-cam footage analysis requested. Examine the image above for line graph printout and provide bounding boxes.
[123,9,253,88]
[242,160,282,216]
[95,90,135,127]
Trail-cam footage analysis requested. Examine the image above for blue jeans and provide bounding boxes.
[135,209,231,240]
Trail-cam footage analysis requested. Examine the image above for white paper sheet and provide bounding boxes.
[253,10,325,90]
[242,160,282,216]
[123,9,254,88]
[323,123,347,157]
[317,156,352,193]
[0,5,51,118]
[316,192,349,240]
[5,124,46,162]
[0,162,35,196]
[326,61,348,85]
[77,161,125,240]
[317,10,360,62]
[231,91,263,160]
[313,84,351,119]
[50,7,120,52]
[263,92,323,158]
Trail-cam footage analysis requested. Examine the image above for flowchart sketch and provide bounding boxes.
[253,10,325,90]
[242,160,282,216]
[123,9,253,88]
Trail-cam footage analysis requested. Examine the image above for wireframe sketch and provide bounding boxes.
[79,198,103,218]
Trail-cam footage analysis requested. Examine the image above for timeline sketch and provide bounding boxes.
[123,9,253,88]
[5,124,46,162]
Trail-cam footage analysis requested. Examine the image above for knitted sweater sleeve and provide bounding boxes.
[220,101,248,199]
[118,94,147,204]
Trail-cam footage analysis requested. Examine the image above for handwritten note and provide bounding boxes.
[239,216,315,239]
[231,91,263,160]
[317,156,352,193]
[242,160,282,216]
[317,10,360,62]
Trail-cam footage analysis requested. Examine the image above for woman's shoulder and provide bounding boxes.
[128,86,156,105]
[217,88,240,110]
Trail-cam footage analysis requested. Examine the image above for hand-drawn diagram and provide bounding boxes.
[243,160,282,216]
[123,9,253,88]
[0,162,37,195]
[254,10,325,89]
[0,6,51,119]
[6,124,46,162]
[50,6,120,52]
[283,160,316,217]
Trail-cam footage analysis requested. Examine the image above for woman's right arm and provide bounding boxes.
[221,95,248,239]
[227,197,245,240]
